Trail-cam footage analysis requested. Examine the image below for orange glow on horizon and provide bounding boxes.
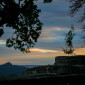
[0,48,85,65]
[74,48,85,55]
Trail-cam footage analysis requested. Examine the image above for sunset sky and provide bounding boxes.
[0,0,85,65]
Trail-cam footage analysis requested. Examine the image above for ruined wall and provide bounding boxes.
[54,55,85,65]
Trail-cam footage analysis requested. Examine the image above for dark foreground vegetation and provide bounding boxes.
[0,75,85,85]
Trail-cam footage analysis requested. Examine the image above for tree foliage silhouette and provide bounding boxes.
[68,0,85,45]
[68,0,85,22]
[0,28,4,37]
[43,0,52,3]
[62,26,75,55]
[0,0,43,53]
[34,0,52,3]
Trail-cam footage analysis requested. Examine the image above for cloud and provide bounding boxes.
[39,36,59,41]
[39,27,66,42]
[0,40,6,45]
[43,27,68,31]
[26,48,58,53]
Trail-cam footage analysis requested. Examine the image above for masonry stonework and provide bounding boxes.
[54,55,85,65]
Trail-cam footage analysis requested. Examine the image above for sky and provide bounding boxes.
[0,0,85,65]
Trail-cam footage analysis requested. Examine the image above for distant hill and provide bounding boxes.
[19,65,40,68]
[0,62,27,76]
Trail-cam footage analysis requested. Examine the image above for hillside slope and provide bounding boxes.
[0,62,27,75]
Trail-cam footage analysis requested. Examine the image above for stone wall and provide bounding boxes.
[54,55,85,65]
[23,55,85,75]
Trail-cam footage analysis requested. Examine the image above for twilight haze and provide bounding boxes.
[0,0,85,65]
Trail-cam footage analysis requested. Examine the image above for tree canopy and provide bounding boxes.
[68,0,85,22]
[0,0,82,54]
[0,0,43,53]
[62,26,75,55]
[68,0,85,46]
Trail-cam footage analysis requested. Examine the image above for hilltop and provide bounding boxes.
[0,62,27,75]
